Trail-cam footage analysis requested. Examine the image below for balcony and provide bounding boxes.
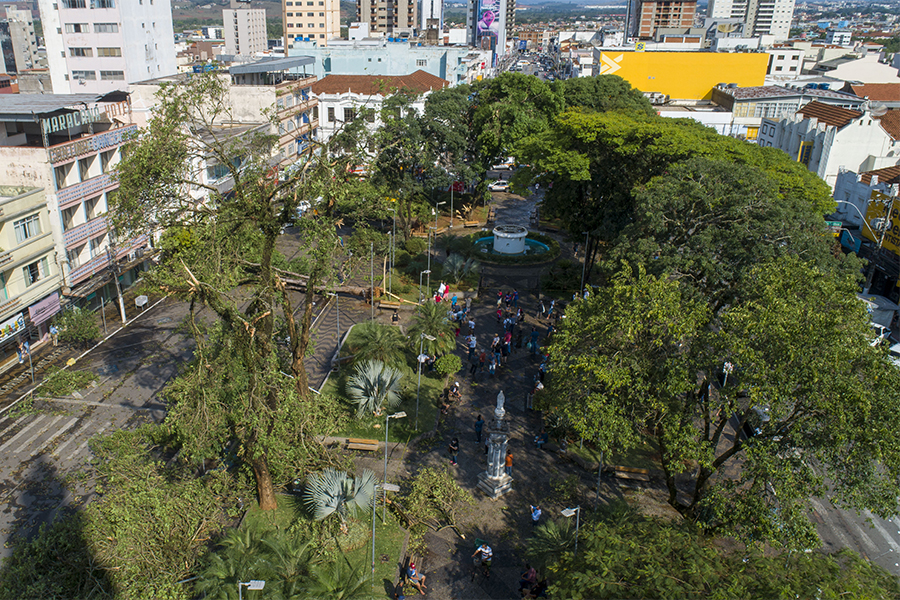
[57,173,117,210]
[0,251,12,268]
[67,252,109,286]
[63,215,108,249]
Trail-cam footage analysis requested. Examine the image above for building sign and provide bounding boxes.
[48,124,138,164]
[41,107,104,136]
[476,0,500,49]
[841,230,862,253]
[0,312,25,345]
[28,292,60,326]
[862,191,900,253]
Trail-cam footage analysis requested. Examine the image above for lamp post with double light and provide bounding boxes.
[419,269,431,303]
[238,580,265,600]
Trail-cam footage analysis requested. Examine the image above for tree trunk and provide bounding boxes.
[250,453,278,511]
[656,427,681,509]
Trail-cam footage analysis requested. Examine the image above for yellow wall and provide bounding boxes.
[597,51,768,100]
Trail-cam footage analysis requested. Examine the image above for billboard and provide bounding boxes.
[476,0,500,49]
[862,191,900,253]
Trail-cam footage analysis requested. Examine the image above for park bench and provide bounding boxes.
[377,300,403,310]
[346,438,380,452]
[464,220,480,228]
[605,465,650,482]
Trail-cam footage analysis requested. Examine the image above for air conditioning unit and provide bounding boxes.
[136,247,145,258]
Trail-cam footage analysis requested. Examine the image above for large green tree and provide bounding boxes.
[113,73,365,510]
[552,74,655,115]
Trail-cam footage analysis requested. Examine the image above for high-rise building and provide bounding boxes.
[357,0,417,38]
[37,0,177,93]
[0,5,38,74]
[629,0,697,39]
[467,0,513,53]
[707,0,794,40]
[284,0,340,47]
[224,0,267,56]
[421,0,442,32]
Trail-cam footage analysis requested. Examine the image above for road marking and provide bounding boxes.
[809,498,857,551]
[0,415,46,452]
[864,510,900,555]
[0,414,30,439]
[14,415,64,453]
[29,417,79,457]
[51,420,92,457]
[64,422,110,462]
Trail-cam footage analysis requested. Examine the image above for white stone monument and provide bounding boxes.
[476,390,513,499]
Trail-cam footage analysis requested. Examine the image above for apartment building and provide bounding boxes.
[0,5,39,74]
[284,0,340,46]
[38,0,177,93]
[765,47,803,80]
[357,0,417,38]
[421,0,442,32]
[630,0,697,40]
[0,185,62,360]
[224,0,267,56]
[707,0,794,40]
[466,0,513,52]
[0,94,149,306]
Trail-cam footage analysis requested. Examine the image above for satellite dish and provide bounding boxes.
[871,102,888,116]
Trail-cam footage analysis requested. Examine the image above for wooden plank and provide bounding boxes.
[348,443,379,451]
[614,470,650,482]
[348,437,379,445]
[613,465,649,475]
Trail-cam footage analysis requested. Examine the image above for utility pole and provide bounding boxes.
[370,242,374,320]
[106,246,127,324]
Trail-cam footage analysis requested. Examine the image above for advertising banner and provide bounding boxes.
[0,313,25,345]
[862,191,900,254]
[476,0,500,48]
[28,292,60,326]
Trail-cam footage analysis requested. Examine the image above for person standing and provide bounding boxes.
[466,334,477,361]
[530,327,540,355]
[512,289,518,308]
[472,542,493,578]
[479,350,487,373]
[469,352,479,377]
[465,296,472,311]
[448,437,460,466]
[49,324,59,347]
[505,450,513,476]
[529,505,542,527]
[475,415,485,442]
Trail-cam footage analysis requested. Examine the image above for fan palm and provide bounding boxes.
[347,360,403,417]
[306,556,372,600]
[407,301,456,356]
[444,253,480,285]
[304,468,377,529]
[350,321,407,366]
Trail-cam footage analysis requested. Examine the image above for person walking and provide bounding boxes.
[479,350,487,373]
[505,450,513,476]
[512,289,518,308]
[49,324,59,347]
[530,327,540,355]
[472,542,493,579]
[466,334,477,361]
[448,437,460,466]
[529,505,542,527]
[475,415,485,442]
[465,296,472,311]
[469,353,479,377]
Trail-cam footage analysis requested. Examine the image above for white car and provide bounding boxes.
[489,180,510,192]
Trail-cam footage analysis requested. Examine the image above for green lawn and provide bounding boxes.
[323,360,449,442]
[568,436,660,470]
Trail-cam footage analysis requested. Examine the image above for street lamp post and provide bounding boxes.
[416,334,436,431]
[561,506,581,556]
[383,411,407,495]
[238,580,265,600]
[418,269,431,303]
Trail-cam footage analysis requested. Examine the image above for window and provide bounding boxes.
[66,247,82,270]
[89,236,104,258]
[100,149,115,172]
[319,22,324,27]
[296,22,302,27]
[319,11,324,15]
[416,58,427,66]
[327,106,335,122]
[94,22,118,32]
[312,105,318,120]
[343,107,355,122]
[79,156,95,180]
[0,272,8,301]
[319,34,324,38]
[90,0,115,7]
[62,206,79,231]
[777,54,784,60]
[65,23,89,33]
[22,258,48,287]
[70,47,92,57]
[286,12,293,16]
[96,47,121,56]
[62,0,86,7]
[307,12,313,15]
[100,70,124,80]
[13,215,41,245]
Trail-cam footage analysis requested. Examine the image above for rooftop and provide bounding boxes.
[875,109,900,141]
[311,70,449,96]
[0,91,128,121]
[849,83,900,102]
[719,84,862,102]
[797,100,861,128]
[861,164,900,185]
[228,56,315,75]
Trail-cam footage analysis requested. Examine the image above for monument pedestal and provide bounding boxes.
[477,471,513,500]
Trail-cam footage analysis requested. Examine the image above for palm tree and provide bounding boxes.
[526,519,576,571]
[304,468,377,533]
[194,527,277,599]
[260,532,314,599]
[444,253,480,285]
[350,321,407,367]
[347,360,403,417]
[407,301,456,356]
[306,556,372,600]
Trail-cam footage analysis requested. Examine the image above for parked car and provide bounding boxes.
[489,180,510,192]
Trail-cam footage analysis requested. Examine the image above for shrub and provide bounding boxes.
[56,307,101,346]
[404,237,427,255]
[435,354,462,385]
[394,249,412,268]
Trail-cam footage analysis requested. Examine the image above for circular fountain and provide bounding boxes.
[471,225,554,262]
[492,225,528,254]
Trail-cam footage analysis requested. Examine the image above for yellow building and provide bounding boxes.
[596,51,768,100]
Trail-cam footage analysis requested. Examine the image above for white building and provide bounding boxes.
[832,167,897,231]
[421,0,443,31]
[38,0,177,94]
[284,0,340,46]
[758,101,900,189]
[224,0,267,56]
[825,28,852,47]
[0,5,39,74]
[311,70,448,143]
[707,0,794,41]
[766,47,804,80]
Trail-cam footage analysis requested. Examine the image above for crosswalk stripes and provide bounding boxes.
[0,415,46,453]
[51,420,92,458]
[30,417,79,458]
[64,422,110,463]
[0,415,29,440]
[864,510,900,555]
[14,415,64,453]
